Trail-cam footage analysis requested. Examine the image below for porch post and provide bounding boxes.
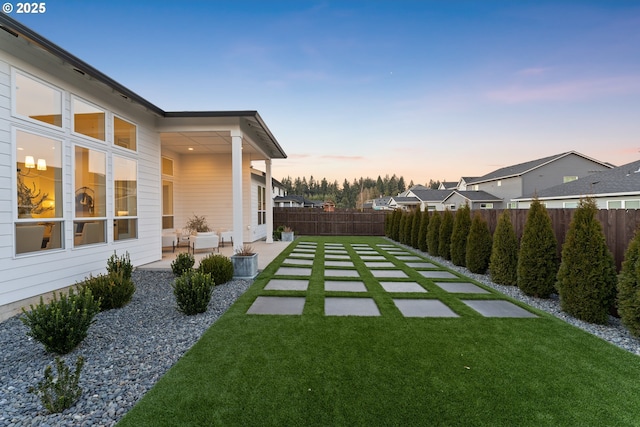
[265,159,274,243]
[231,132,243,249]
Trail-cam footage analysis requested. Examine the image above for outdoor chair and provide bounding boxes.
[191,232,219,254]
[162,230,177,252]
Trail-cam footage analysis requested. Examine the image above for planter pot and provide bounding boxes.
[281,231,295,242]
[231,253,259,279]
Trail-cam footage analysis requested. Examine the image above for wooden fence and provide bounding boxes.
[273,207,640,270]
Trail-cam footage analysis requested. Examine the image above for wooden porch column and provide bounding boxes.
[265,159,274,243]
[231,132,243,249]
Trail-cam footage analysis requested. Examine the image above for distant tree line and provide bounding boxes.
[279,175,442,209]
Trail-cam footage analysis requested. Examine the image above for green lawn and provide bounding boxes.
[118,236,640,426]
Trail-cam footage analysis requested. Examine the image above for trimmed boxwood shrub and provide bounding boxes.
[427,211,441,256]
[106,251,133,280]
[489,210,519,286]
[171,252,195,276]
[466,212,493,274]
[21,287,101,354]
[197,254,234,286]
[618,226,640,336]
[438,209,454,260]
[556,198,617,324]
[517,198,558,298]
[417,210,430,252]
[173,271,214,315]
[450,204,471,266]
[80,272,135,311]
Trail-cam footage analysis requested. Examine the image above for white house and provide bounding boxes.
[0,16,287,317]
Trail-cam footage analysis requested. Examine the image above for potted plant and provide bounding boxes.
[281,226,295,242]
[184,214,211,234]
[231,244,258,279]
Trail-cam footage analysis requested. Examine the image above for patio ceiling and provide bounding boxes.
[161,131,234,155]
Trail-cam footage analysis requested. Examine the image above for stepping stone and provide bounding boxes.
[325,254,351,260]
[284,258,313,266]
[355,251,378,255]
[360,255,386,261]
[371,270,408,278]
[325,281,367,292]
[380,282,427,293]
[325,297,380,316]
[462,300,538,318]
[419,270,458,279]
[388,251,411,256]
[325,260,354,267]
[291,253,315,259]
[393,299,459,318]
[325,269,360,278]
[275,267,312,276]
[406,262,438,269]
[247,296,305,315]
[264,279,309,291]
[326,250,348,254]
[293,248,316,253]
[364,262,395,268]
[298,242,317,246]
[397,256,423,261]
[435,282,490,294]
[325,243,344,248]
[351,244,371,248]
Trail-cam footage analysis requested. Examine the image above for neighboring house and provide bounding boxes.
[442,190,503,211]
[404,188,452,211]
[273,195,316,208]
[465,151,613,208]
[514,159,640,209]
[438,181,458,190]
[1,16,286,314]
[372,196,394,210]
[251,169,288,240]
[453,177,478,191]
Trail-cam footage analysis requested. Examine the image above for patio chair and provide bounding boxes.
[220,230,233,247]
[191,232,219,254]
[162,230,177,252]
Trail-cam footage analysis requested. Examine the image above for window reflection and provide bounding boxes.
[15,72,62,127]
[73,98,105,141]
[113,155,137,241]
[75,146,106,217]
[114,116,136,150]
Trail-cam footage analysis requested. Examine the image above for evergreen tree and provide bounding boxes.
[384,212,392,237]
[617,226,640,337]
[402,211,412,245]
[450,204,471,266]
[427,211,441,256]
[489,210,519,286]
[417,210,430,252]
[466,212,493,274]
[517,198,558,298]
[398,176,406,193]
[438,209,454,260]
[556,198,617,324]
[398,212,408,244]
[391,209,402,241]
[410,210,421,248]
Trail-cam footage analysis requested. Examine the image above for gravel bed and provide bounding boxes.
[0,270,252,427]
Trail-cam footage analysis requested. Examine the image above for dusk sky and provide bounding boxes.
[10,1,640,186]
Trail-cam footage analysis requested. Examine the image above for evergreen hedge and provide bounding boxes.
[438,209,454,260]
[556,198,617,324]
[517,198,558,298]
[489,210,519,286]
[391,210,402,242]
[398,212,407,244]
[466,212,493,274]
[618,227,640,337]
[417,210,430,252]
[427,211,441,256]
[450,204,471,266]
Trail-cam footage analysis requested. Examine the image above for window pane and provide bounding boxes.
[15,221,64,254]
[626,200,640,209]
[75,146,106,217]
[114,156,137,216]
[114,219,137,241]
[162,157,173,176]
[162,180,174,230]
[73,98,105,141]
[16,130,62,219]
[608,201,622,209]
[15,72,62,127]
[114,116,137,150]
[74,220,106,246]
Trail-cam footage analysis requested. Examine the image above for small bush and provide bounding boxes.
[29,356,84,413]
[438,209,454,260]
[198,254,234,285]
[489,211,519,286]
[21,287,100,354]
[106,251,133,280]
[450,204,471,267]
[466,212,493,274]
[173,271,214,315]
[80,272,135,311]
[171,252,195,276]
[273,225,285,241]
[427,211,441,256]
[417,210,430,252]
[618,227,640,337]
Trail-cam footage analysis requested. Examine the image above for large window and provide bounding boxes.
[15,130,63,254]
[114,116,137,151]
[162,157,174,229]
[258,185,266,225]
[73,97,105,141]
[15,71,62,127]
[113,155,138,240]
[74,146,107,247]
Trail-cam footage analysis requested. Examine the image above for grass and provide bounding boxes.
[118,236,640,426]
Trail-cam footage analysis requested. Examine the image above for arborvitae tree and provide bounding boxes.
[556,198,617,324]
[450,204,471,266]
[398,212,408,244]
[384,212,392,237]
[466,212,493,274]
[410,210,421,248]
[427,211,441,257]
[438,209,454,260]
[618,227,640,336]
[417,210,430,252]
[489,210,519,285]
[517,198,558,298]
[402,211,412,245]
[391,209,402,242]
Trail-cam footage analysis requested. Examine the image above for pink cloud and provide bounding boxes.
[319,155,365,161]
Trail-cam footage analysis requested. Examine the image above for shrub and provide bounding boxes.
[466,212,493,274]
[384,213,391,237]
[29,356,84,413]
[171,252,195,276]
[618,226,640,337]
[106,251,133,280]
[517,198,558,298]
[173,270,214,315]
[417,210,430,252]
[273,225,285,241]
[450,204,471,266]
[427,211,441,256]
[21,287,100,354]
[391,209,402,241]
[80,272,135,311]
[198,254,234,285]
[556,198,617,324]
[410,210,421,248]
[438,209,454,260]
[399,212,409,245]
[489,210,519,286]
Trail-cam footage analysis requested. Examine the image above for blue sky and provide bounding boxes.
[10,0,640,185]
